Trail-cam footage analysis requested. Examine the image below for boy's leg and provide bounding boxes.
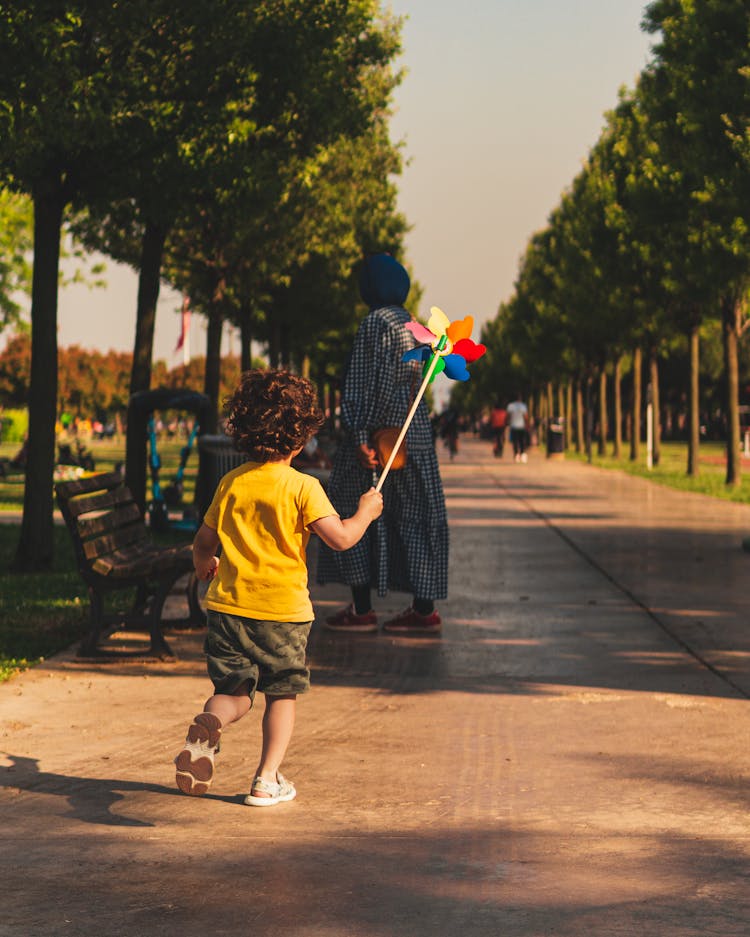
[204,684,253,726]
[247,694,297,801]
[175,683,251,796]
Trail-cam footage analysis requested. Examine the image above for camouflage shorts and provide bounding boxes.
[204,610,312,702]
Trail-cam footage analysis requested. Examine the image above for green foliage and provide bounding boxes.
[0,189,33,334]
[467,1,750,484]
[0,408,28,443]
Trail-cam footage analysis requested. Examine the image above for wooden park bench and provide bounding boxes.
[55,471,204,660]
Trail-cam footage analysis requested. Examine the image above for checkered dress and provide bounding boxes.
[316,306,449,599]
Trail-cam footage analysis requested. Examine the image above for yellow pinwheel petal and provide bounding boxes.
[427,305,451,338]
[446,315,474,342]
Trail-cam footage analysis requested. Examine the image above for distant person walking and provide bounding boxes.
[507,394,529,463]
[490,403,507,457]
[440,407,460,460]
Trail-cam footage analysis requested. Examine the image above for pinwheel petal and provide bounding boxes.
[446,315,474,343]
[453,338,486,364]
[405,321,436,344]
[424,355,446,382]
[402,346,431,363]
[442,354,470,381]
[427,305,451,339]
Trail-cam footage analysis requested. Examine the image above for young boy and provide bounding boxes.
[175,369,382,806]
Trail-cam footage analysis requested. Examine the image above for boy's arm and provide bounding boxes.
[310,488,383,551]
[192,523,220,580]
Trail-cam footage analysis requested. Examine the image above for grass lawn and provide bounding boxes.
[565,439,750,504]
[0,436,200,682]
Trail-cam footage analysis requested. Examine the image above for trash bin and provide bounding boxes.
[547,420,565,459]
[196,434,248,517]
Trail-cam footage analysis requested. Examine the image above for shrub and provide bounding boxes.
[0,408,28,442]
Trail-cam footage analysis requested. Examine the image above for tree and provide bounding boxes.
[643,0,750,486]
[76,1,405,508]
[0,2,234,566]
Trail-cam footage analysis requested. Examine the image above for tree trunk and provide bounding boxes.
[13,185,64,571]
[597,366,608,456]
[630,346,642,461]
[649,351,661,467]
[722,295,741,487]
[584,375,593,462]
[575,380,584,453]
[613,355,623,458]
[539,388,548,446]
[547,381,555,432]
[565,382,573,450]
[687,323,700,477]
[240,310,253,373]
[269,319,281,367]
[203,309,223,435]
[280,322,292,369]
[125,220,167,511]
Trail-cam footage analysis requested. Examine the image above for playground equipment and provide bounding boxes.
[128,388,213,534]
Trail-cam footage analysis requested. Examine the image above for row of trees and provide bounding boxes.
[0,3,410,569]
[456,0,750,482]
[0,332,248,420]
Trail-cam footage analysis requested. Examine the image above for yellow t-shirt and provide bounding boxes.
[203,461,337,622]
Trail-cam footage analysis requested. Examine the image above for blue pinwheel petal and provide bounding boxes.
[402,347,431,363]
[442,353,470,381]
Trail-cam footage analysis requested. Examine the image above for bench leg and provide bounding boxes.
[78,587,105,658]
[185,572,208,628]
[77,581,175,661]
[147,579,177,660]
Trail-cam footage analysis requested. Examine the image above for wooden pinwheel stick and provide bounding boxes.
[375,335,447,493]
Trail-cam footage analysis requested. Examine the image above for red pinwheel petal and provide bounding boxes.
[453,338,486,363]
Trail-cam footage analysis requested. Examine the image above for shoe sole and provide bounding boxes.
[244,788,297,807]
[175,713,221,796]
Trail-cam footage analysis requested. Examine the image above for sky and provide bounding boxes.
[49,0,655,367]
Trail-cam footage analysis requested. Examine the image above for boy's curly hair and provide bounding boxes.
[224,369,325,462]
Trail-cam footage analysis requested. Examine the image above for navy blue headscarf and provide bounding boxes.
[358,254,410,309]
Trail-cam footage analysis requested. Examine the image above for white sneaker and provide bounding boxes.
[175,712,222,796]
[521,453,528,463]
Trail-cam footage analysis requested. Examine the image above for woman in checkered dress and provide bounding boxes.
[317,254,448,635]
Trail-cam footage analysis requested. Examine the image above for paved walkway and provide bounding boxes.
[2,438,750,937]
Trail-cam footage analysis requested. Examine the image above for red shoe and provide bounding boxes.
[324,604,378,633]
[382,606,442,635]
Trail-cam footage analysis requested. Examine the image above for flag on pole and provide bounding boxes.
[175,295,191,365]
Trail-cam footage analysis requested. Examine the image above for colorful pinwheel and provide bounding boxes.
[402,306,486,382]
[374,305,486,491]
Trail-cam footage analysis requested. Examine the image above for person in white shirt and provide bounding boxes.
[506,395,529,463]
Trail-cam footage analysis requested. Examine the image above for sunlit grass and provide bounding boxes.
[0,436,200,511]
[0,525,87,681]
[565,440,750,504]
